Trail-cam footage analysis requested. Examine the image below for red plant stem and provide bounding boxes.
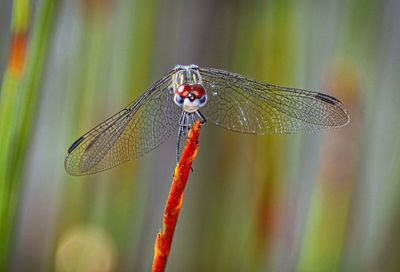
[152,121,201,272]
[8,32,28,77]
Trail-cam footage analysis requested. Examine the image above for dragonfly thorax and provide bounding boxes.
[172,65,207,112]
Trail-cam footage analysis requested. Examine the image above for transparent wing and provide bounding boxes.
[199,67,349,134]
[65,70,181,175]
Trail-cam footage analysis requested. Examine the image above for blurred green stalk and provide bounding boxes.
[0,0,57,269]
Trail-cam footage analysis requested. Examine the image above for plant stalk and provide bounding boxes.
[152,121,201,272]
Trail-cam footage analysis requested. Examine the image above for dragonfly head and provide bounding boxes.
[172,65,207,112]
[174,83,207,113]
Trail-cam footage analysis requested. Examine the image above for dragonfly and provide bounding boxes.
[65,64,349,175]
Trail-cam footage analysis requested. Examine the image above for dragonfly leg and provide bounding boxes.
[188,114,195,172]
[176,113,194,172]
[176,125,185,164]
[191,113,197,125]
[177,112,191,163]
[195,110,207,124]
[177,112,186,163]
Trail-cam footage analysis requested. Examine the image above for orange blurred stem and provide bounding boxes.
[8,32,28,77]
[152,121,201,272]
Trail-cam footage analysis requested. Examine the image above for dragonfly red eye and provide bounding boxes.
[191,84,205,98]
[176,84,191,98]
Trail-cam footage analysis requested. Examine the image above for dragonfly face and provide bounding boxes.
[172,65,208,113]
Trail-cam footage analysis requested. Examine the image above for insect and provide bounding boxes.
[65,64,349,175]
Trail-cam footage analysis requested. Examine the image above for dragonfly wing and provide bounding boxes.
[199,67,349,134]
[65,70,181,175]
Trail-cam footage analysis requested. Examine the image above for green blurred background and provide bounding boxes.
[1,0,399,271]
